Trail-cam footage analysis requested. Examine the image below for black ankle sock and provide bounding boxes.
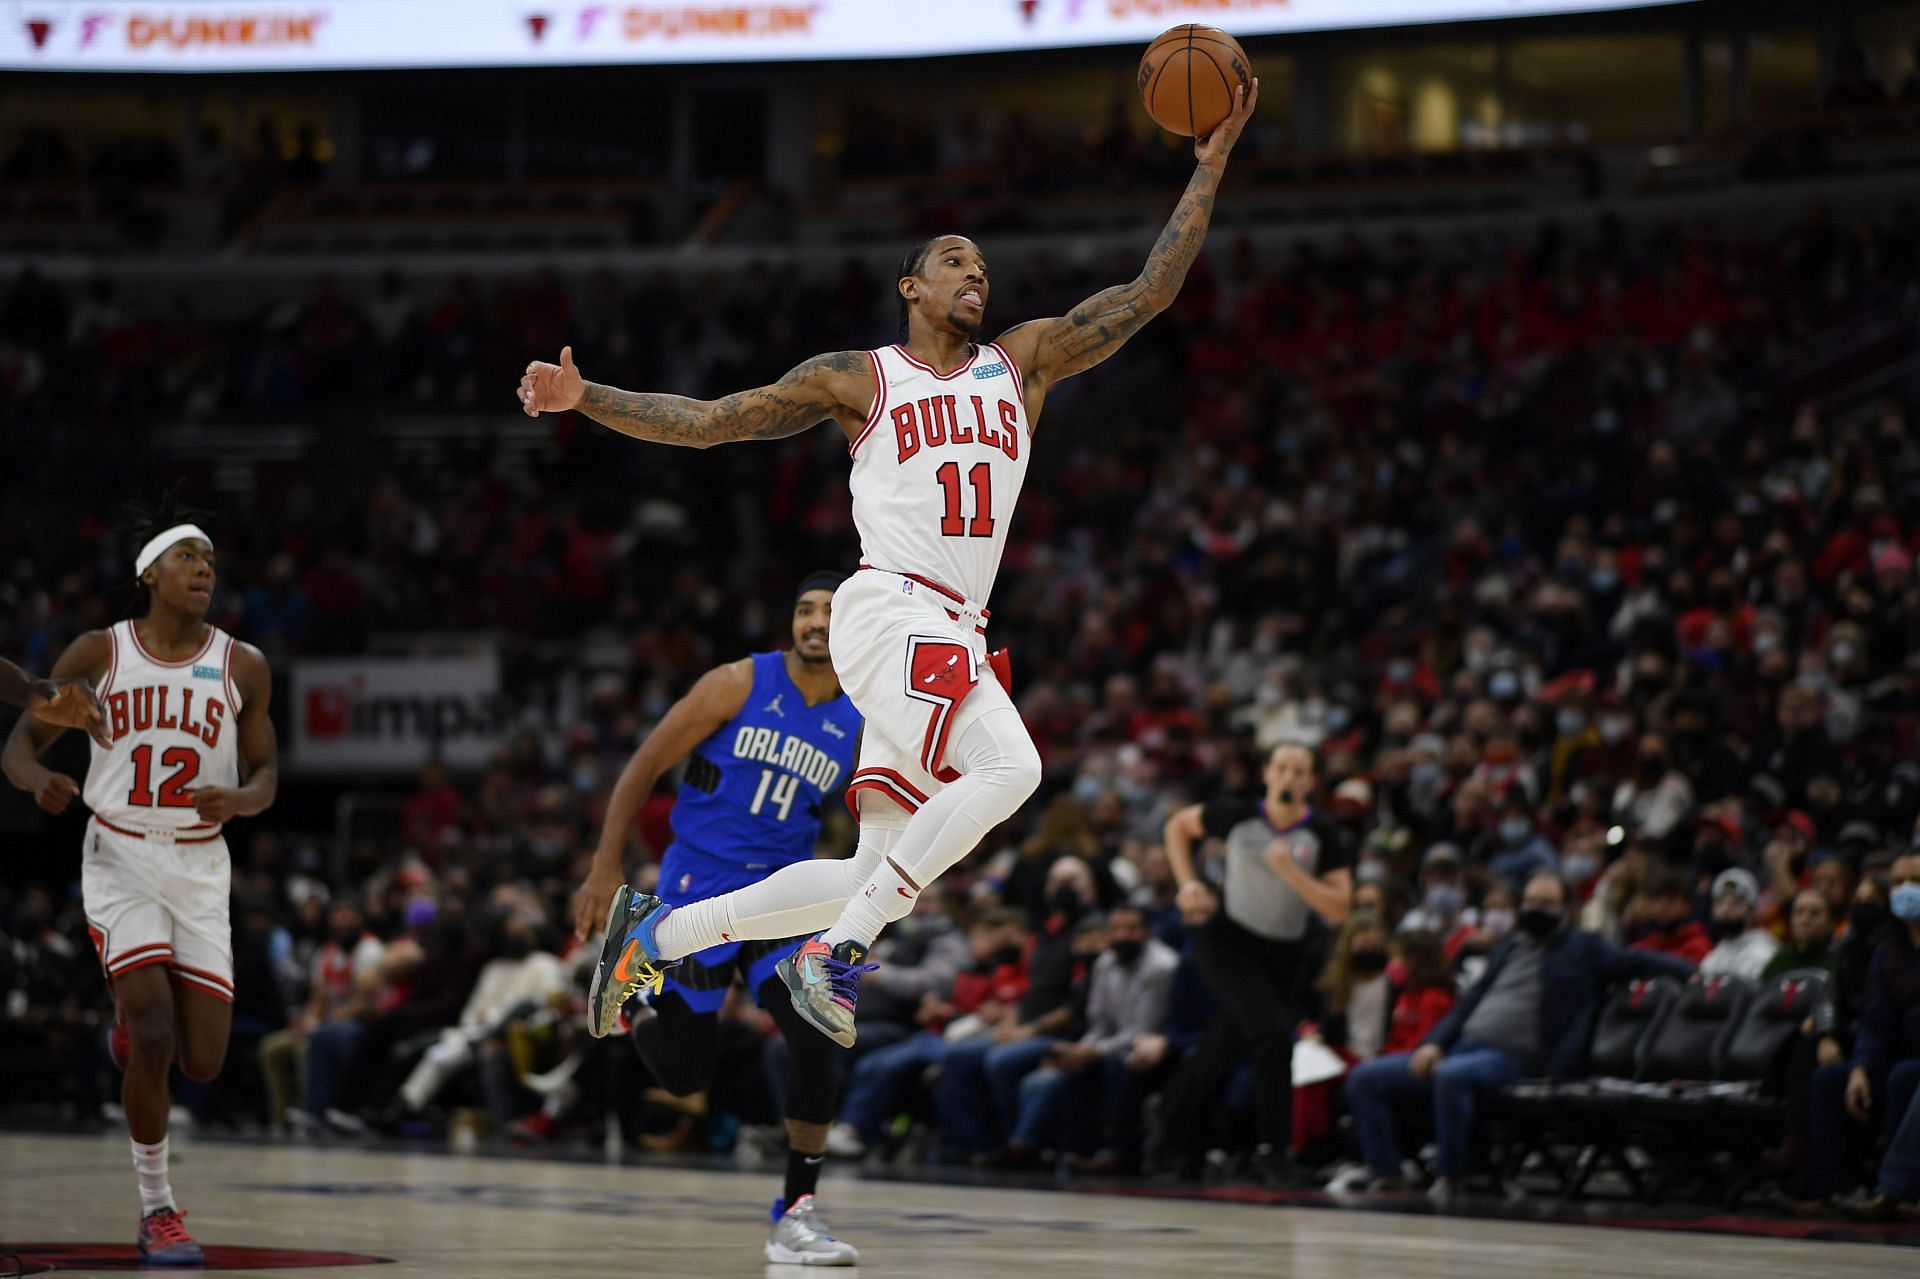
[785,1146,825,1204]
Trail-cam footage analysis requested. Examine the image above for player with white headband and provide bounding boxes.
[3,492,278,1266]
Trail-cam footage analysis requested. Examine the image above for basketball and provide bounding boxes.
[1138,25,1251,138]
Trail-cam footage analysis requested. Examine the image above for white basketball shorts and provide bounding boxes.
[832,566,1016,819]
[82,816,234,1002]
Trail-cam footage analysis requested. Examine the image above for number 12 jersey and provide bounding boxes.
[85,620,244,837]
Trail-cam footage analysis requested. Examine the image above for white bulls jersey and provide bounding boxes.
[847,342,1032,609]
[84,620,244,835]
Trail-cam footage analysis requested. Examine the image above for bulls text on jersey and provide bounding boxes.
[85,620,244,831]
[848,342,1033,609]
[103,686,227,750]
[891,394,1020,464]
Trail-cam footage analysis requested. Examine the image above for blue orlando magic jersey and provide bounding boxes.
[668,651,859,870]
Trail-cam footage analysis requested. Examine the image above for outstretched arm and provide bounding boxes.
[519,346,874,448]
[998,79,1259,395]
[0,656,110,748]
[3,631,110,813]
[569,659,754,938]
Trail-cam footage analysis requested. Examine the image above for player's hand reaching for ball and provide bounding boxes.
[1195,78,1258,167]
[520,345,586,417]
[34,771,79,815]
[29,678,113,750]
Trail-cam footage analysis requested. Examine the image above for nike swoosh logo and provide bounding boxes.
[613,939,644,984]
[720,932,733,942]
[896,887,914,899]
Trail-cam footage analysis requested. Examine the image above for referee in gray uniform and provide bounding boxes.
[1161,742,1354,1184]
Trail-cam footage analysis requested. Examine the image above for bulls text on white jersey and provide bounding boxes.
[846,342,1033,609]
[84,620,244,835]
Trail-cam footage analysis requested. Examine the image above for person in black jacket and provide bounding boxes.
[1770,873,1893,1201]
[1344,872,1693,1201]
[1809,853,1920,1200]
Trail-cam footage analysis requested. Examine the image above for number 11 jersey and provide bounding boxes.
[847,341,1033,609]
[86,620,244,837]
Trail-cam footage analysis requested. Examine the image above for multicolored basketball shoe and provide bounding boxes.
[138,1207,204,1266]
[586,884,677,1039]
[765,1194,859,1266]
[774,936,879,1048]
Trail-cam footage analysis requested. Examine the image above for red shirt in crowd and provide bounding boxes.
[1385,986,1457,1055]
[1631,922,1713,965]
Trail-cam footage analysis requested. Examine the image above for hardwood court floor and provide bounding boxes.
[0,1132,1913,1277]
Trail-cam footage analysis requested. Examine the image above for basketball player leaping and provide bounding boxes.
[571,573,863,1265]
[522,81,1257,1050]
[3,499,277,1267]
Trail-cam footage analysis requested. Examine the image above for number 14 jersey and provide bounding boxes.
[85,620,244,836]
[847,342,1033,609]
[668,651,860,869]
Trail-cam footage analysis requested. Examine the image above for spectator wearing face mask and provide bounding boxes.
[259,897,385,1135]
[1308,924,1457,1181]
[1613,733,1695,844]
[1557,822,1608,903]
[1483,794,1560,891]
[1808,853,1920,1203]
[1312,913,1395,1064]
[764,881,970,1116]
[1700,869,1781,982]
[1455,883,1517,986]
[936,859,1098,1162]
[1345,872,1693,1202]
[1764,889,1838,980]
[997,905,1176,1174]
[1772,875,1897,1205]
[1629,868,1713,964]
[1296,913,1393,1170]
[390,916,566,1118]
[1398,844,1478,962]
[827,909,1032,1160]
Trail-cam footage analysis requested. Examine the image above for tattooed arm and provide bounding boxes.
[997,79,1259,405]
[518,346,876,447]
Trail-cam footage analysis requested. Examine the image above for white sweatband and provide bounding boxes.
[134,524,213,578]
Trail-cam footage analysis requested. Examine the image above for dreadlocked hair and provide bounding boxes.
[118,481,215,597]
[895,236,941,341]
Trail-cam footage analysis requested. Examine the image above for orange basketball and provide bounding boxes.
[1137,25,1251,138]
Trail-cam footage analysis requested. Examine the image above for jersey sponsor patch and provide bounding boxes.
[191,664,223,680]
[972,360,1008,380]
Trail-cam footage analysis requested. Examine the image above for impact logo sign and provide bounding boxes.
[293,654,510,773]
